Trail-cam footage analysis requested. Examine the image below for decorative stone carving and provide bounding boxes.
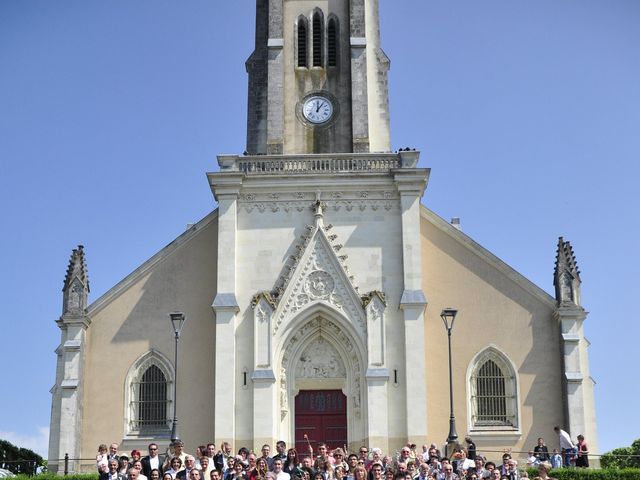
[280,367,288,418]
[256,303,269,323]
[361,290,387,308]
[365,291,387,367]
[554,237,582,307]
[306,271,335,298]
[68,282,82,312]
[281,317,362,418]
[252,295,274,368]
[370,302,382,323]
[251,291,277,309]
[297,338,346,378]
[63,245,89,315]
[237,190,400,213]
[274,240,366,336]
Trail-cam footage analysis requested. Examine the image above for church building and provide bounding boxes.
[48,1,598,472]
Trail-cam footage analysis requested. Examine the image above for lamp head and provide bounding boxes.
[169,312,186,337]
[440,308,458,331]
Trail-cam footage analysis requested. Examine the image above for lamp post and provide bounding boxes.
[440,308,458,456]
[169,311,186,444]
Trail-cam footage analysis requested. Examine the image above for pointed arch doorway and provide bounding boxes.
[295,390,347,452]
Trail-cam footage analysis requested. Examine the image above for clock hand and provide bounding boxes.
[316,101,321,113]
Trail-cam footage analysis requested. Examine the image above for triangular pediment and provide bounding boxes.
[272,222,366,339]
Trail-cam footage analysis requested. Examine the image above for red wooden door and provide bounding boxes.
[295,390,347,453]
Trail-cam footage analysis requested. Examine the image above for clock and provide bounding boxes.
[302,95,334,124]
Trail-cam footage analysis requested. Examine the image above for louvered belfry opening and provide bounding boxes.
[327,19,337,67]
[298,18,308,67]
[475,359,508,424]
[135,365,168,431]
[312,13,323,67]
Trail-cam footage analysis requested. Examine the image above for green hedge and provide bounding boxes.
[13,475,98,480]
[526,468,640,479]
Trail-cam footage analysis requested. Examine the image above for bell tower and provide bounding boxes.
[211,1,429,449]
[246,0,391,155]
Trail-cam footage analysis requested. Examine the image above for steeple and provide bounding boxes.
[62,245,90,315]
[246,0,391,155]
[553,237,581,307]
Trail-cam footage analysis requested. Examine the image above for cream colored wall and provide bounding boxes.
[420,208,566,459]
[79,215,218,469]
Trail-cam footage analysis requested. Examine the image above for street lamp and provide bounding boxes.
[169,311,186,444]
[440,308,458,456]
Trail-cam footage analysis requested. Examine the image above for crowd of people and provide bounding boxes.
[95,429,589,480]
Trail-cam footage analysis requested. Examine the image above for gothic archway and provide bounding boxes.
[275,306,367,448]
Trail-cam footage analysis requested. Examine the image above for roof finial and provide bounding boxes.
[313,191,326,228]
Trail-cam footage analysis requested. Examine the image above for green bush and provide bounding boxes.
[13,475,98,480]
[526,468,640,479]
[601,440,640,469]
[0,439,45,476]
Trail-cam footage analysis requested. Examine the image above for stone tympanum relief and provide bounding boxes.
[282,317,362,417]
[297,337,346,378]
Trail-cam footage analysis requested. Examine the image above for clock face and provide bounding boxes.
[302,96,334,124]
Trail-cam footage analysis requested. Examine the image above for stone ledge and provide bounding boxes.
[251,369,276,382]
[399,290,428,308]
[60,379,79,389]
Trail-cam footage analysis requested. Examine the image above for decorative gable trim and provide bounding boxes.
[250,198,368,340]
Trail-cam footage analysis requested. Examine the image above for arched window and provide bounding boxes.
[327,17,338,67]
[125,351,173,436]
[312,11,324,67]
[297,17,308,68]
[136,365,167,430]
[468,347,519,430]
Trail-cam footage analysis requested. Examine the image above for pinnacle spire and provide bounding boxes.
[62,245,90,315]
[554,237,581,306]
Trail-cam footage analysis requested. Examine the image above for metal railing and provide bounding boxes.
[0,460,41,476]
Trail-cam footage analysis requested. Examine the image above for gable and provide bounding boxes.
[420,205,555,309]
[273,221,367,340]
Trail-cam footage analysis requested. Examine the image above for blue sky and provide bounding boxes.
[1,0,638,459]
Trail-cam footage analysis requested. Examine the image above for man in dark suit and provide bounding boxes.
[177,456,199,480]
[142,443,165,478]
[100,459,127,480]
[272,441,287,464]
[107,443,120,463]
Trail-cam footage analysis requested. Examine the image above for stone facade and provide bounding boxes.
[48,1,597,473]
